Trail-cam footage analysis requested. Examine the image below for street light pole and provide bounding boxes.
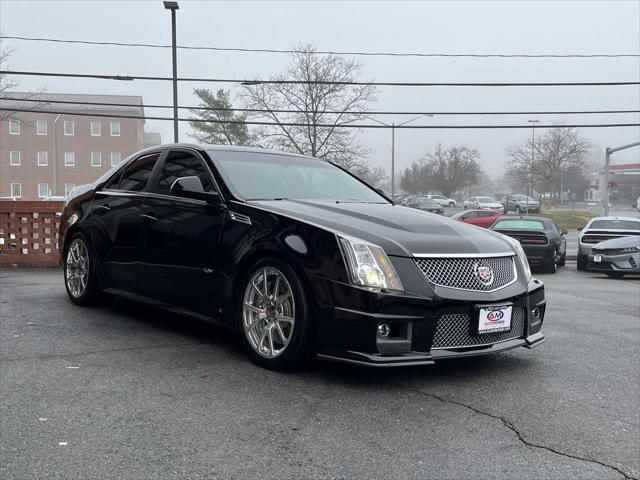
[164,1,179,143]
[367,114,433,197]
[527,120,539,208]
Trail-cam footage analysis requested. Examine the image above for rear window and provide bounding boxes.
[589,220,640,231]
[493,219,545,230]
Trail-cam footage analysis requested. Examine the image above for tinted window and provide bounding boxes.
[478,211,493,217]
[156,151,214,196]
[464,211,478,218]
[118,153,161,192]
[493,219,546,230]
[589,219,640,231]
[211,151,386,203]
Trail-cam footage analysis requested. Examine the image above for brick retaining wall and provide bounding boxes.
[0,201,64,267]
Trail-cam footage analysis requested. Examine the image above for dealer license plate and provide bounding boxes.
[593,254,603,263]
[477,305,512,334]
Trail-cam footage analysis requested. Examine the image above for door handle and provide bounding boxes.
[141,213,158,223]
[95,204,111,214]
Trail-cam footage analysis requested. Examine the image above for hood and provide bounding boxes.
[592,235,640,250]
[250,199,513,257]
[479,202,504,208]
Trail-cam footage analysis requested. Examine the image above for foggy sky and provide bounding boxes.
[2,0,639,178]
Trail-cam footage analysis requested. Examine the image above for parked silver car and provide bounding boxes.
[588,236,640,278]
[577,216,640,270]
[463,196,504,212]
[426,194,457,208]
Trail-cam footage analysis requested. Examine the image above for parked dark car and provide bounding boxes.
[495,194,541,214]
[60,144,545,370]
[587,236,640,278]
[452,209,504,229]
[490,216,566,273]
[405,196,445,214]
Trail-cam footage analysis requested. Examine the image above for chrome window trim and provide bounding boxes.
[96,190,147,199]
[229,211,252,225]
[144,191,208,207]
[413,252,514,258]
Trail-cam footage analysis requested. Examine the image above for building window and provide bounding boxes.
[64,121,74,136]
[91,152,101,167]
[37,151,48,166]
[9,118,20,134]
[38,183,49,198]
[91,121,101,136]
[64,183,76,196]
[36,120,48,135]
[110,152,121,167]
[64,152,75,166]
[110,121,121,136]
[10,151,21,166]
[11,183,22,198]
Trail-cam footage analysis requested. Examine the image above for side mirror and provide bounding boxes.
[561,229,568,235]
[170,176,223,205]
[577,226,583,232]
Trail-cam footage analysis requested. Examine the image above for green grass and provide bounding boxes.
[539,210,595,230]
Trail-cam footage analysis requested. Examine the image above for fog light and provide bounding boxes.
[531,307,541,320]
[377,323,391,338]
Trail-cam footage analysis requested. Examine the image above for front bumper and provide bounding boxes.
[587,252,640,273]
[313,266,546,367]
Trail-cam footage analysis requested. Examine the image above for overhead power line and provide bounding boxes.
[2,36,639,59]
[2,96,639,117]
[2,70,639,87]
[2,106,638,129]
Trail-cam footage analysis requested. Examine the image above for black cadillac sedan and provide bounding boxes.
[490,216,567,273]
[60,144,545,370]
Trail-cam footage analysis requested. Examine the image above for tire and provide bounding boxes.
[606,272,625,279]
[238,258,314,371]
[545,256,557,273]
[449,202,455,208]
[515,206,521,214]
[464,205,468,210]
[558,252,566,267]
[63,232,104,306]
[577,254,587,271]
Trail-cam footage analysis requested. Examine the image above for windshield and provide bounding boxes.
[493,219,546,230]
[211,151,387,203]
[589,219,640,231]
[478,197,498,203]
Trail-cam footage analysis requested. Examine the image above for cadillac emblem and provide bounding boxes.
[473,263,494,286]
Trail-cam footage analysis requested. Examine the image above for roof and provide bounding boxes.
[588,216,640,222]
[0,91,144,116]
[609,163,640,171]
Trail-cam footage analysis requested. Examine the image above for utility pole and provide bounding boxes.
[603,141,640,216]
[527,120,539,213]
[164,1,180,143]
[391,123,395,196]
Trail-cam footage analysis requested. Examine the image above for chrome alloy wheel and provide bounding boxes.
[243,267,295,359]
[65,238,89,298]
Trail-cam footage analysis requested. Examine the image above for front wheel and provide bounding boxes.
[577,255,587,271]
[449,202,455,208]
[515,206,521,214]
[239,258,314,370]
[63,233,104,305]
[558,252,566,267]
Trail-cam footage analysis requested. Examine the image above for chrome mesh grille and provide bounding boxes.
[432,307,526,349]
[414,255,516,292]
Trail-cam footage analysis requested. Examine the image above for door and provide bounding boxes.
[90,152,162,291]
[139,149,226,314]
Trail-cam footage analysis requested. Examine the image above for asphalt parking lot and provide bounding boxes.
[1,266,638,480]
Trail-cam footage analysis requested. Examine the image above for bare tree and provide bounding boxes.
[241,43,376,179]
[189,88,254,146]
[0,37,18,121]
[400,144,483,197]
[505,126,590,198]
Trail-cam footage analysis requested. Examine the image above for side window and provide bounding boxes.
[479,211,492,218]
[118,153,161,192]
[465,211,477,218]
[155,150,214,196]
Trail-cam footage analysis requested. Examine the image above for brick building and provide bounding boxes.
[0,92,161,200]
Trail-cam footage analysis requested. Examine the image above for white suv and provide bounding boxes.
[426,194,456,208]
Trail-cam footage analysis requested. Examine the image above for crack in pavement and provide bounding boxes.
[389,383,637,480]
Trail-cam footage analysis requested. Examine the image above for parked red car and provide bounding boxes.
[451,209,504,228]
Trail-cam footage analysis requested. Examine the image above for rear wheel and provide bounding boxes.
[239,258,313,370]
[606,272,625,279]
[515,206,522,214]
[63,233,103,305]
[577,254,587,271]
[558,251,566,267]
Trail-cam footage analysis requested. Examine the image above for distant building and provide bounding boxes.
[584,162,640,202]
[0,92,161,200]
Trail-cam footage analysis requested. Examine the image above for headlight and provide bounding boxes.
[502,235,532,282]
[620,245,640,253]
[337,235,404,291]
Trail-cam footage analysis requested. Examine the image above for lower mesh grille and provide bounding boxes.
[431,307,526,349]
